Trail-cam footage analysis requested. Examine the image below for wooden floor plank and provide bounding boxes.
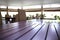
[17,23,45,40]
[0,21,30,31]
[0,23,39,40]
[0,19,59,40]
[0,21,35,34]
[0,23,36,38]
[31,23,49,40]
[46,23,58,40]
[54,22,60,40]
[0,21,26,30]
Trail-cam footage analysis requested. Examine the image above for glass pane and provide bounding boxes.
[1,11,7,17]
[8,12,18,17]
[43,11,60,18]
[26,12,41,17]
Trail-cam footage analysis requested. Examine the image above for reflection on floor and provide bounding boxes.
[0,19,60,40]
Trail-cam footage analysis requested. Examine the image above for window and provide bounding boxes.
[43,11,60,18]
[23,5,41,9]
[1,11,7,17]
[8,12,18,17]
[43,4,60,8]
[26,12,41,17]
[1,11,18,17]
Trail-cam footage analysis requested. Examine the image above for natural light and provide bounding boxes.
[0,6,6,8]
[43,4,60,8]
[1,12,18,17]
[26,12,41,17]
[43,12,60,18]
[23,5,41,9]
[1,4,60,18]
[1,11,60,18]
[8,6,21,9]
[26,11,60,18]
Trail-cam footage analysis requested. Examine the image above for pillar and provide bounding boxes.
[5,6,9,18]
[0,8,2,25]
[41,5,43,14]
[40,5,44,19]
[6,6,9,14]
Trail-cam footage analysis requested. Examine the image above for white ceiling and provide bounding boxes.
[0,0,60,6]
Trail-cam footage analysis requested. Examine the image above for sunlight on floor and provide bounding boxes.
[43,20,60,22]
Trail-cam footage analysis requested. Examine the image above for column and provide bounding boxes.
[5,6,11,24]
[0,8,2,25]
[41,5,43,14]
[40,5,44,19]
[6,6,9,14]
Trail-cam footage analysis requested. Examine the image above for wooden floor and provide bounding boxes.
[0,19,60,40]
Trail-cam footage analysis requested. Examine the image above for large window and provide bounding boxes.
[43,4,60,8]
[8,6,21,9]
[0,6,6,8]
[43,11,60,18]
[1,4,60,19]
[26,12,41,17]
[1,11,18,17]
[8,12,18,17]
[1,11,7,17]
[23,5,41,9]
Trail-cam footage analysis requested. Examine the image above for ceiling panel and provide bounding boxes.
[0,0,7,5]
[0,0,60,6]
[43,0,60,4]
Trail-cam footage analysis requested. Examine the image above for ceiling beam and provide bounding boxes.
[0,7,60,12]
